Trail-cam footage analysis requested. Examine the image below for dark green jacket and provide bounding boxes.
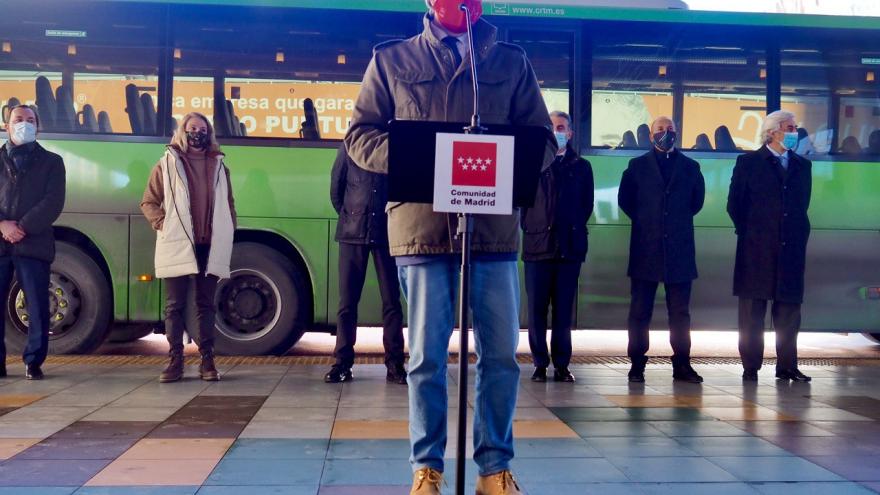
[0,142,66,262]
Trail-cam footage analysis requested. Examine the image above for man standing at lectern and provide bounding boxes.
[345,1,555,494]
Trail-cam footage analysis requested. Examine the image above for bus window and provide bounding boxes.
[169,5,417,141]
[782,38,880,158]
[679,43,766,152]
[510,30,573,117]
[0,3,161,135]
[591,31,673,149]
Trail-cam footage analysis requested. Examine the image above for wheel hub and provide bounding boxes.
[216,270,281,339]
[11,273,81,338]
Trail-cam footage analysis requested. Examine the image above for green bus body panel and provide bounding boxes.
[96,0,880,29]
[44,139,338,326]
[44,137,880,332]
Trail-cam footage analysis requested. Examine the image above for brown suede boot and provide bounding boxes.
[159,351,184,383]
[199,351,220,381]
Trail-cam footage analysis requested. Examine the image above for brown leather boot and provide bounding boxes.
[199,351,220,381]
[475,470,523,495]
[409,467,442,495]
[159,351,184,383]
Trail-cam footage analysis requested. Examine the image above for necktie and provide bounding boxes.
[442,36,462,68]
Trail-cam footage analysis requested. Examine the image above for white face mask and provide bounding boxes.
[10,122,37,145]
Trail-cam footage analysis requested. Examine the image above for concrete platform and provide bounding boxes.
[0,357,878,494]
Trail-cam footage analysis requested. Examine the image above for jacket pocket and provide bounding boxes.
[393,70,435,119]
[338,209,368,241]
[477,73,511,121]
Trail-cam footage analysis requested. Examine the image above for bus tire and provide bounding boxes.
[4,242,113,355]
[863,333,880,345]
[187,242,309,356]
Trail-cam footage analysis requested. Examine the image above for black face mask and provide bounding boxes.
[187,130,210,149]
[653,130,676,153]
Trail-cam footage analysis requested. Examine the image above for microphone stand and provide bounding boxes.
[455,4,485,495]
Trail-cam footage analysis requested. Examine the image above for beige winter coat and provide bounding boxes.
[141,147,235,279]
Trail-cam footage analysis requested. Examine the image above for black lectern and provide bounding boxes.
[386,6,550,495]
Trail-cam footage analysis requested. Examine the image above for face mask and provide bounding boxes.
[653,130,676,153]
[10,122,36,145]
[554,131,568,149]
[187,130,210,149]
[431,0,482,34]
[781,132,799,151]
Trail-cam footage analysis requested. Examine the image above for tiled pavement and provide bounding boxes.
[0,359,879,494]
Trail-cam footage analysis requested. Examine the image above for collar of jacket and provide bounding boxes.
[421,14,497,64]
[0,140,47,163]
[1,140,46,155]
[758,144,800,167]
[557,145,580,165]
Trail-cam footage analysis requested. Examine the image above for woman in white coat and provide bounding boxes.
[141,112,236,382]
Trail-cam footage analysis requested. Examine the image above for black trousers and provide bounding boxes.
[0,256,51,366]
[627,278,693,364]
[525,260,581,369]
[738,298,801,372]
[334,242,404,369]
[164,244,218,354]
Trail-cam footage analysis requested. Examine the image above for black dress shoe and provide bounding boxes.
[776,368,811,382]
[531,367,547,383]
[553,367,575,383]
[323,366,352,383]
[386,363,408,385]
[0,363,6,378]
[742,369,759,381]
[628,368,645,383]
[25,365,44,380]
[672,363,704,384]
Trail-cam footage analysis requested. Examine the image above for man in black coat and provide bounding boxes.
[521,111,594,383]
[324,144,406,384]
[0,105,66,380]
[618,116,705,384]
[727,110,812,383]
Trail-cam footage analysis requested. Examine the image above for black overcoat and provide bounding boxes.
[330,145,389,246]
[727,145,811,303]
[0,142,66,263]
[521,146,594,262]
[618,149,705,283]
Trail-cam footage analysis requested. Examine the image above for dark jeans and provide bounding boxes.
[738,298,801,372]
[0,256,51,366]
[334,242,404,369]
[525,260,581,369]
[164,244,218,354]
[627,279,693,364]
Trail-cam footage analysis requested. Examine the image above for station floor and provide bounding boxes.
[0,356,879,494]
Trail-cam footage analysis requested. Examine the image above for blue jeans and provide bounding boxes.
[398,258,521,476]
[0,256,51,366]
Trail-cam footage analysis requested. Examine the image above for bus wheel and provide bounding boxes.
[188,242,309,356]
[4,242,113,355]
[863,333,880,345]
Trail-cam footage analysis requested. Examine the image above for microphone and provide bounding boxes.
[460,2,484,135]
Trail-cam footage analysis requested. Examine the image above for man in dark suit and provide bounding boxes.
[618,116,705,384]
[325,144,406,385]
[727,110,812,383]
[521,111,594,383]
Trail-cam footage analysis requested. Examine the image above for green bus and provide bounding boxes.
[1,0,878,355]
